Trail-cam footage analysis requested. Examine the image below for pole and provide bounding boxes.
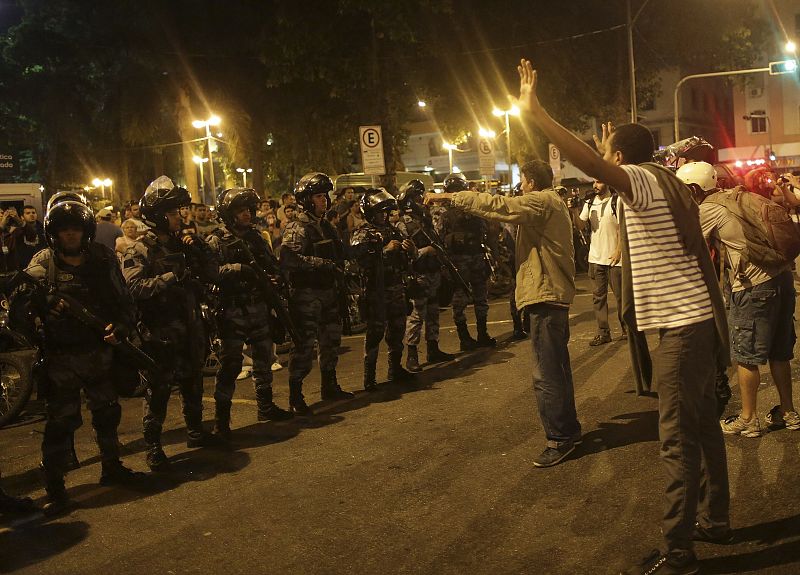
[242,171,248,187]
[673,66,769,142]
[766,116,773,167]
[205,125,216,204]
[505,112,512,188]
[627,0,637,123]
[448,148,453,173]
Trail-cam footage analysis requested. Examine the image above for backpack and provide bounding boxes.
[703,186,800,272]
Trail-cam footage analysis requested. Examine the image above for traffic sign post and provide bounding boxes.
[359,125,386,176]
[548,144,562,184]
[478,138,495,177]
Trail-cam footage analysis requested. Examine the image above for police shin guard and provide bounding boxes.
[320,370,354,401]
[426,340,455,363]
[289,380,313,416]
[456,322,478,351]
[405,345,422,372]
[476,319,496,348]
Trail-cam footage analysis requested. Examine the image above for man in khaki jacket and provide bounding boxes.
[425,160,580,468]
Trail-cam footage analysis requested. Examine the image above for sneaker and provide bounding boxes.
[589,333,612,347]
[236,368,251,381]
[533,443,576,468]
[620,549,699,575]
[271,362,283,372]
[765,405,800,430]
[692,522,735,544]
[720,414,762,437]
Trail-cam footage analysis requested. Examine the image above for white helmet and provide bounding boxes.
[676,161,717,192]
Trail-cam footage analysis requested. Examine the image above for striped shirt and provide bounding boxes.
[620,165,713,330]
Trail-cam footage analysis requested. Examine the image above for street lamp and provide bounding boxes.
[417,100,427,108]
[786,40,797,53]
[492,105,520,188]
[91,177,113,199]
[192,155,208,203]
[478,127,496,139]
[236,167,253,187]
[442,142,458,173]
[192,114,221,201]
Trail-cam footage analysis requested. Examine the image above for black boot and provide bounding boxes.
[145,445,170,472]
[186,423,215,448]
[289,381,314,415]
[99,460,147,487]
[320,370,355,401]
[476,319,496,348]
[388,350,416,384]
[257,402,294,422]
[214,401,233,441]
[364,359,378,392]
[426,340,455,363]
[456,321,478,351]
[406,345,422,372]
[41,466,73,516]
[0,487,37,514]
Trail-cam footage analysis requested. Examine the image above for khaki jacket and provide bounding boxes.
[452,189,575,308]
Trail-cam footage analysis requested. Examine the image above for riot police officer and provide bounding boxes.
[121,176,219,471]
[396,180,455,371]
[25,201,143,513]
[438,173,495,350]
[351,188,416,390]
[208,188,293,438]
[281,173,353,415]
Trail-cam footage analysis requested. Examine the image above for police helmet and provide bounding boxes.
[46,191,88,212]
[443,172,469,193]
[359,187,397,222]
[217,187,261,228]
[44,201,96,251]
[397,179,426,211]
[294,172,333,213]
[139,175,191,230]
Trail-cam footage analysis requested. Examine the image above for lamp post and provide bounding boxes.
[192,114,221,202]
[493,105,520,189]
[192,155,208,204]
[91,177,113,200]
[442,142,457,173]
[236,167,253,187]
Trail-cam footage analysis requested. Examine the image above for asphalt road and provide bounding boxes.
[1,274,799,574]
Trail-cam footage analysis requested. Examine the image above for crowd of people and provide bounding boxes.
[1,57,799,575]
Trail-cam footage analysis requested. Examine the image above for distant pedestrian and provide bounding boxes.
[94,208,123,252]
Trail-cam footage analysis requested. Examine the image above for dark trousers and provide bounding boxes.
[654,319,730,552]
[527,303,581,447]
[589,262,622,335]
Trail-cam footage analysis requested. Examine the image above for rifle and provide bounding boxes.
[13,270,158,373]
[406,213,472,299]
[233,239,302,346]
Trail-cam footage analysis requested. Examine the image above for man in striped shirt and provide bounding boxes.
[514,59,731,575]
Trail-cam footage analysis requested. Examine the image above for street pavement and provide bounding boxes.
[1,273,799,574]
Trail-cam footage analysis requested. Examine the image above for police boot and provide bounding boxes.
[0,487,37,514]
[99,460,147,487]
[145,445,170,472]
[257,395,294,422]
[364,359,378,392]
[289,381,314,416]
[186,425,215,449]
[320,370,355,401]
[388,351,416,384]
[456,322,478,351]
[405,345,422,372]
[476,319,496,348]
[40,465,73,517]
[214,401,233,442]
[426,340,455,363]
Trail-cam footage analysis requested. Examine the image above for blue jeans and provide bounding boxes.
[527,303,581,447]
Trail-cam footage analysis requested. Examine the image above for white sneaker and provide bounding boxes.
[765,405,800,430]
[271,362,283,372]
[236,368,252,381]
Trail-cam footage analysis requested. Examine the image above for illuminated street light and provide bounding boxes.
[478,127,496,139]
[91,177,112,199]
[442,142,458,173]
[192,114,221,200]
[236,167,254,187]
[787,40,797,53]
[417,100,427,108]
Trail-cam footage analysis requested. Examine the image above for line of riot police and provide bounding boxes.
[4,170,498,515]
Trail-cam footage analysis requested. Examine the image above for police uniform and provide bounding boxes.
[121,229,218,466]
[351,215,413,389]
[207,222,291,432]
[26,239,139,503]
[281,210,351,413]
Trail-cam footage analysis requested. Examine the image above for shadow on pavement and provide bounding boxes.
[573,410,659,457]
[0,518,89,572]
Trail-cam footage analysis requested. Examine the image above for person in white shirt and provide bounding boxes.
[579,180,624,345]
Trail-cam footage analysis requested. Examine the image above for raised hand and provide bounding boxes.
[515,59,541,114]
[592,122,615,155]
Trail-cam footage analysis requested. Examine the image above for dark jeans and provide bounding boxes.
[654,319,730,552]
[589,262,622,335]
[526,303,581,447]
